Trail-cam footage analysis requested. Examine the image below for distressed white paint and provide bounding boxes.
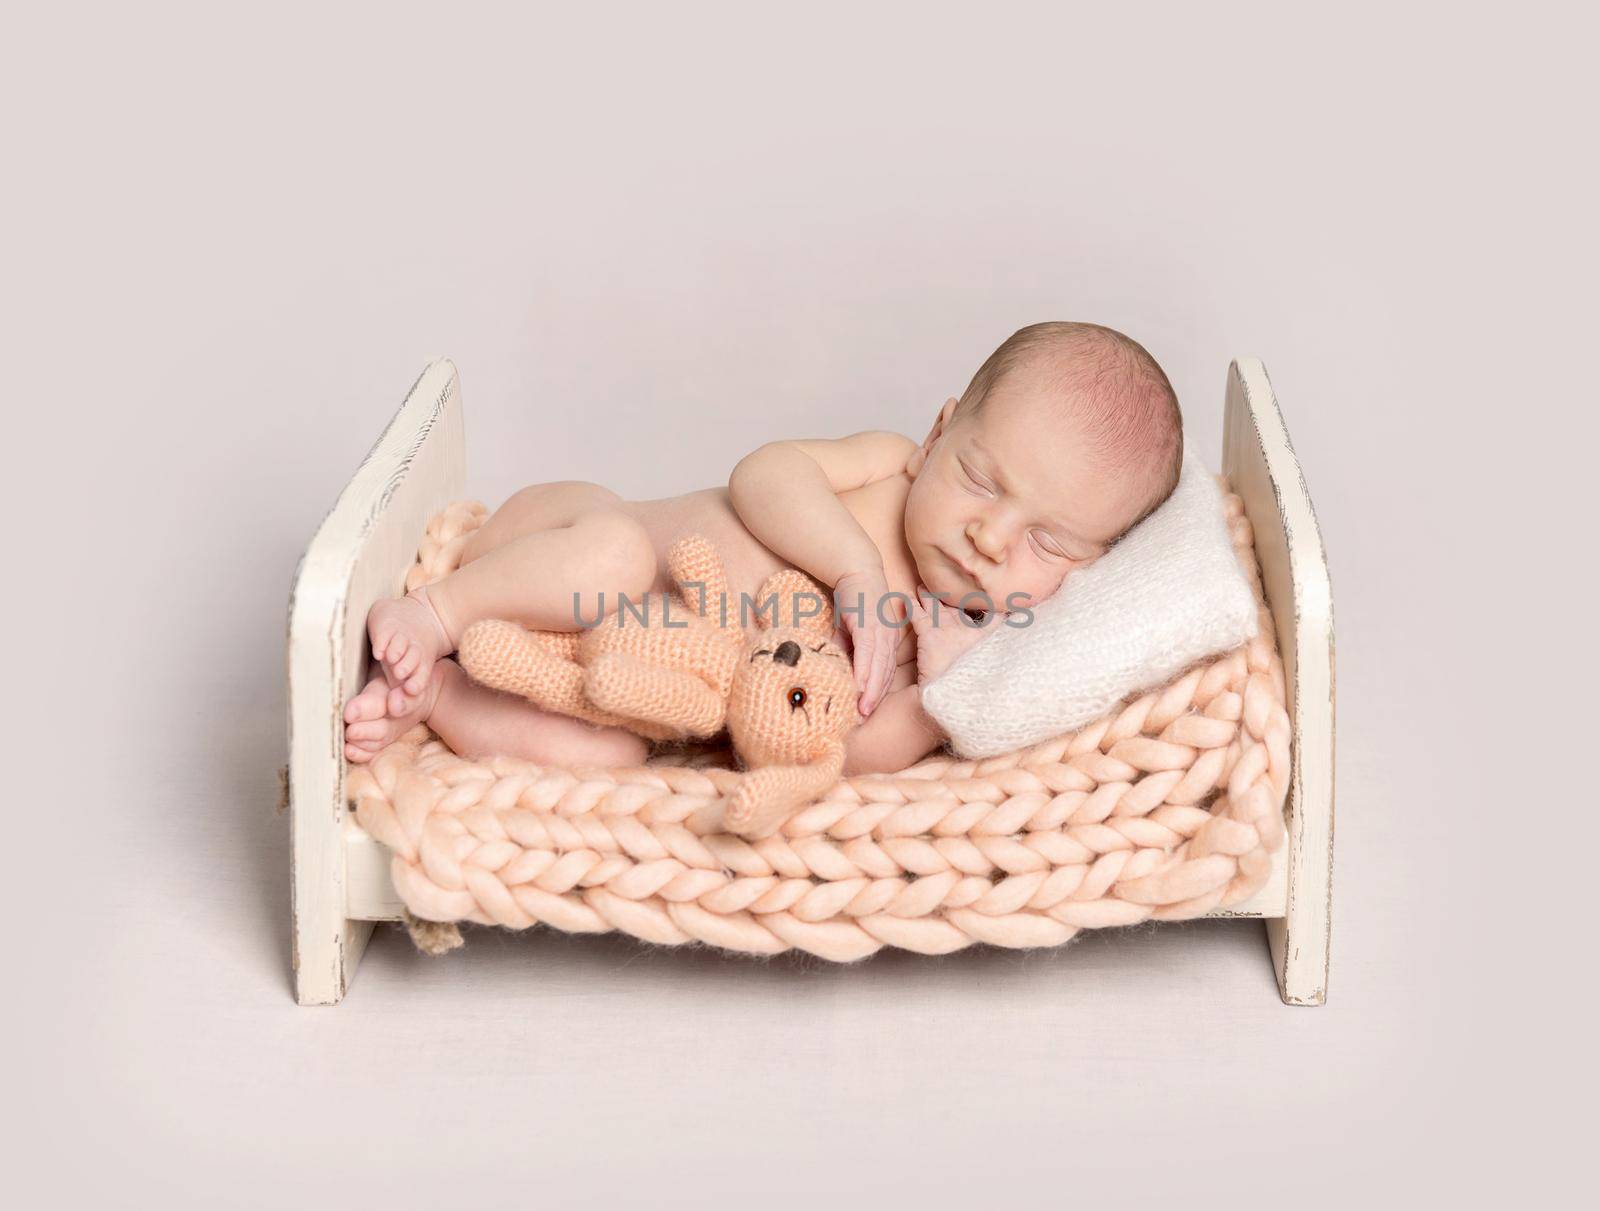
[287,358,466,1005]
[1222,358,1336,1006]
[345,824,406,921]
[303,356,1331,1003]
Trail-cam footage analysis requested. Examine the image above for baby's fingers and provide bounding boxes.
[855,627,893,716]
[851,633,876,698]
[907,594,933,637]
[855,634,887,715]
[868,641,897,716]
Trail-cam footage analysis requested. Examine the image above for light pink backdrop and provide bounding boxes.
[5,3,1592,1206]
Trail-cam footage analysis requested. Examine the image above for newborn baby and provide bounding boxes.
[344,321,1184,775]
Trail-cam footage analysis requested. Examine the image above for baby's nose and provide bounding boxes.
[771,640,802,667]
[968,523,1005,561]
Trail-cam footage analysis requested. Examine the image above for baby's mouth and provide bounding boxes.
[937,550,980,599]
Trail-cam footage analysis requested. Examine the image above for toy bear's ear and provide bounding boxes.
[752,569,833,636]
[667,533,731,625]
[754,570,821,624]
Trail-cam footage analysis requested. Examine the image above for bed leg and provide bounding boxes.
[1267,915,1327,1007]
[293,904,374,1006]
[291,794,376,1005]
[1264,704,1334,1005]
[289,696,377,1006]
[1263,573,1334,1006]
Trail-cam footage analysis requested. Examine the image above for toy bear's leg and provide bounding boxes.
[723,747,846,839]
[585,651,728,739]
[458,620,634,732]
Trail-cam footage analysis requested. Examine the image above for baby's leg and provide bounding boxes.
[368,481,657,716]
[344,658,650,767]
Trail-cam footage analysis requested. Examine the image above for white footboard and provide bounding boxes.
[287,358,465,1005]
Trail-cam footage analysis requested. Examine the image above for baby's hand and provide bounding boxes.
[909,590,1004,686]
[834,566,904,717]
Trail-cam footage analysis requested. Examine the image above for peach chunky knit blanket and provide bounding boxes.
[349,488,1290,960]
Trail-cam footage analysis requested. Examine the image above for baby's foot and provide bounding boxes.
[342,663,444,763]
[368,586,453,716]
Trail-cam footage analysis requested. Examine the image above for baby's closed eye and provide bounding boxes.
[959,461,994,496]
[1029,529,1069,559]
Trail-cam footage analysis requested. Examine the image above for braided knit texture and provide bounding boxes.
[349,490,1290,960]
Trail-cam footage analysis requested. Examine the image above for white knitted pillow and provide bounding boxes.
[920,453,1258,759]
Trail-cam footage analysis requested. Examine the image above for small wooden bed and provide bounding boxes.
[287,358,1334,1006]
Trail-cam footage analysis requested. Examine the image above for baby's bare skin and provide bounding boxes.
[623,476,925,663]
[345,323,1183,774]
[343,472,928,768]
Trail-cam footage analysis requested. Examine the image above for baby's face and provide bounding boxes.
[903,374,1147,615]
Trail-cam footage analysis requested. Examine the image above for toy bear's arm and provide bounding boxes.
[722,743,847,839]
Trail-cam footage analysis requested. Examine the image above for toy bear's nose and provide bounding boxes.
[771,640,802,667]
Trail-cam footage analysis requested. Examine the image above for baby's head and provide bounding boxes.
[904,321,1182,613]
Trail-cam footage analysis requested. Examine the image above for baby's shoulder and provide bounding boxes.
[782,430,917,493]
[836,429,918,464]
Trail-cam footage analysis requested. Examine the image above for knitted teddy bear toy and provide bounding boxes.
[456,533,859,839]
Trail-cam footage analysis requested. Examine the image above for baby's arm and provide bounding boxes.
[729,430,915,588]
[729,431,918,715]
[844,593,1004,774]
[843,668,947,775]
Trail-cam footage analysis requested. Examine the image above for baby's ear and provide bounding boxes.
[909,397,959,477]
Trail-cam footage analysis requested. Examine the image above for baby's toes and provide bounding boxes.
[345,718,390,743]
[387,684,420,718]
[344,677,388,723]
[387,633,411,672]
[371,627,396,665]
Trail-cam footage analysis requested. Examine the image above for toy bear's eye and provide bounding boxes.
[787,687,807,710]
